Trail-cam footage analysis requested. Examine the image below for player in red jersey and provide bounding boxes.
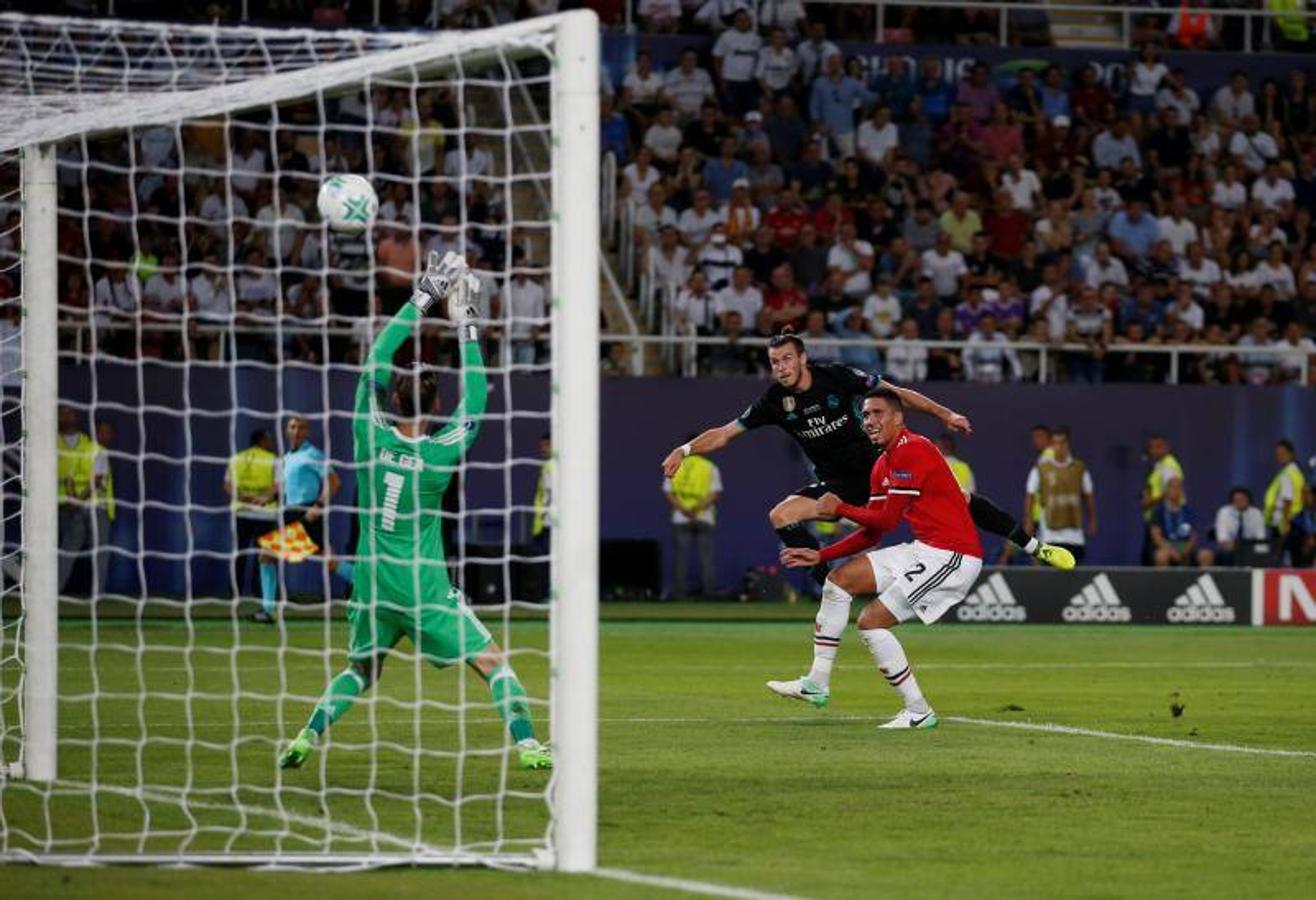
[767,386,983,728]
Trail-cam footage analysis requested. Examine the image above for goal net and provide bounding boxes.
[0,11,599,870]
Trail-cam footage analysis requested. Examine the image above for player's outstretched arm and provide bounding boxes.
[354,251,471,439]
[883,381,972,435]
[433,273,489,453]
[661,420,745,478]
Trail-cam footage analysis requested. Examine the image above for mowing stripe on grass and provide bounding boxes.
[591,866,801,899]
[945,716,1316,759]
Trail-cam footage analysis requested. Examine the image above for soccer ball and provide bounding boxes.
[317,174,378,233]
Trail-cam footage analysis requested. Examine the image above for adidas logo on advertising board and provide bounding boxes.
[957,573,1027,622]
[1063,573,1132,623]
[1167,574,1236,623]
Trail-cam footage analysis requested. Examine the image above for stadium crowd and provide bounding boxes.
[1,1,1313,385]
[613,13,1316,383]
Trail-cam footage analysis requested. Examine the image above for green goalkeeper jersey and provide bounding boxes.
[351,303,487,610]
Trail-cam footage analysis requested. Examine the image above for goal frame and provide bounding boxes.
[8,10,599,873]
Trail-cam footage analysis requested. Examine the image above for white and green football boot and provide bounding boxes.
[877,708,938,729]
[765,676,830,709]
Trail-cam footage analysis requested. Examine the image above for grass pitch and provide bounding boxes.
[4,614,1316,898]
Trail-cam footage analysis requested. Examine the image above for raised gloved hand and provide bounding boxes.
[448,272,482,341]
[411,250,468,313]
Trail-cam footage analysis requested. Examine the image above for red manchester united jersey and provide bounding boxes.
[865,428,982,557]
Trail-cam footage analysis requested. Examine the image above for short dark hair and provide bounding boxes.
[1229,485,1253,503]
[250,428,270,447]
[768,328,805,354]
[864,385,903,411]
[1031,423,1049,434]
[1278,438,1295,454]
[394,369,439,419]
[1050,425,1071,440]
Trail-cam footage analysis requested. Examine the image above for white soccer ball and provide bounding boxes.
[317,174,378,233]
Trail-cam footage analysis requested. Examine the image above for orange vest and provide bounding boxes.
[1175,3,1211,48]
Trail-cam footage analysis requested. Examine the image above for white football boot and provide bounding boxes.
[765,676,829,708]
[877,708,939,729]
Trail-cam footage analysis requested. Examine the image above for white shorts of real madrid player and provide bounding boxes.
[866,541,983,624]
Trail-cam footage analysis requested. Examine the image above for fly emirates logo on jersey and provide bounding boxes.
[798,413,852,440]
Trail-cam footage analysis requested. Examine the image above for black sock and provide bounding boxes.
[775,522,829,586]
[968,493,1034,552]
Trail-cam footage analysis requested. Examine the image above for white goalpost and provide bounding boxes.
[0,11,598,871]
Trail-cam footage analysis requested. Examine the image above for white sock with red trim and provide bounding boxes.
[858,627,930,715]
[806,579,851,690]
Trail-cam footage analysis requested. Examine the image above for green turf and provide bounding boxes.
[4,620,1316,898]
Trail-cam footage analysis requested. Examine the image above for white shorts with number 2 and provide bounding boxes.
[866,541,983,624]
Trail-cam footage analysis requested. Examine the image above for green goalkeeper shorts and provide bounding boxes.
[347,592,493,666]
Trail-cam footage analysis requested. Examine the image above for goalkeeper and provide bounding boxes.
[279,251,551,771]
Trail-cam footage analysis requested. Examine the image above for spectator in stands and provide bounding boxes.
[1107,198,1160,263]
[765,94,807,165]
[764,187,808,249]
[1179,241,1222,298]
[856,104,899,170]
[956,61,1001,125]
[703,137,749,205]
[833,305,879,369]
[1273,320,1316,384]
[1157,195,1199,258]
[1070,64,1115,129]
[1024,425,1096,562]
[755,26,797,101]
[713,265,763,333]
[673,268,718,335]
[1092,117,1141,171]
[1149,478,1200,568]
[1126,43,1168,116]
[1237,316,1278,384]
[809,54,874,159]
[638,0,682,34]
[788,221,828,292]
[887,317,928,382]
[1157,68,1201,125]
[926,307,963,380]
[705,309,760,375]
[505,254,548,366]
[761,263,807,332]
[678,188,722,249]
[1029,262,1069,341]
[921,231,967,304]
[801,308,840,363]
[954,285,990,337]
[644,106,683,170]
[633,182,678,252]
[939,191,982,255]
[695,223,742,290]
[826,221,874,299]
[862,275,902,338]
[1082,240,1129,291]
[963,313,1022,383]
[711,9,761,116]
[1211,70,1254,126]
[1065,286,1112,382]
[744,226,785,284]
[915,57,954,125]
[1229,114,1279,175]
[663,49,716,122]
[938,102,986,179]
[1206,486,1267,566]
[795,19,840,85]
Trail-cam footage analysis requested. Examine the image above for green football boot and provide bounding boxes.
[1036,543,1076,570]
[278,728,317,769]
[517,739,553,770]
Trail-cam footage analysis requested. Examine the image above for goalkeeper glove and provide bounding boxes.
[411,250,468,314]
[448,272,482,342]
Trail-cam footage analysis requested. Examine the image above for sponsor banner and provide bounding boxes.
[954,568,1250,625]
[1253,569,1316,626]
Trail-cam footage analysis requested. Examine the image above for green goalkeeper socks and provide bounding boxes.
[307,668,366,736]
[488,664,535,743]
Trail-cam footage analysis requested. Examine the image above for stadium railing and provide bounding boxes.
[600,331,1314,384]
[619,1,1307,54]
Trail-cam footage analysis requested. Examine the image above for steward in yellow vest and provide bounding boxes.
[1269,0,1310,45]
[935,434,976,495]
[664,448,722,597]
[1141,436,1184,521]
[532,435,554,542]
[224,429,277,598]
[1264,440,1307,535]
[58,423,114,519]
